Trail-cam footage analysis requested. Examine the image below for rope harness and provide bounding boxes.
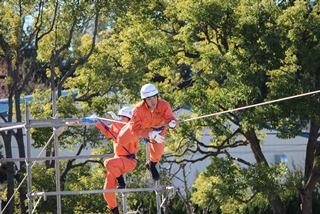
[97,118,138,162]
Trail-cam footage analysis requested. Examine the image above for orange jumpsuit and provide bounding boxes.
[117,99,177,162]
[96,121,139,210]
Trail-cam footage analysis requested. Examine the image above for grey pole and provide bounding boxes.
[25,103,33,214]
[54,127,61,214]
[146,143,162,214]
[52,89,62,214]
[122,174,128,213]
[155,167,161,214]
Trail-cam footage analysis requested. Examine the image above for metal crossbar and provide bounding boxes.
[31,186,174,197]
[0,154,113,163]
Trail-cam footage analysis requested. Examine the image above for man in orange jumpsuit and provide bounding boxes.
[93,107,139,214]
[117,83,178,181]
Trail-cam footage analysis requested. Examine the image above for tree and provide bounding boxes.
[100,0,320,213]
[265,1,320,213]
[167,1,320,213]
[0,0,100,213]
[192,156,290,213]
[2,0,320,213]
[110,0,286,213]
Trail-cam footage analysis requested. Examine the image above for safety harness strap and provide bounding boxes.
[97,118,137,162]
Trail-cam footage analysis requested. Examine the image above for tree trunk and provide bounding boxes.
[45,149,55,169]
[304,121,318,184]
[300,120,320,214]
[244,128,286,214]
[14,78,28,213]
[267,192,286,214]
[300,189,313,214]
[3,163,14,214]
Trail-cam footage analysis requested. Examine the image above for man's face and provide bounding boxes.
[119,116,130,122]
[145,95,158,110]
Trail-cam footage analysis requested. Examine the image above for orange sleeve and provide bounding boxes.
[95,122,113,139]
[129,106,150,138]
[117,123,140,146]
[161,100,178,126]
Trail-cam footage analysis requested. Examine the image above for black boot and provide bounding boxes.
[146,161,160,180]
[110,206,120,214]
[116,175,126,189]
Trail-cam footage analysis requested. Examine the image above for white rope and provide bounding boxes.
[32,196,43,213]
[182,89,320,123]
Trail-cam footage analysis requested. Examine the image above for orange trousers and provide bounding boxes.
[103,156,137,210]
[149,142,164,163]
[117,123,165,163]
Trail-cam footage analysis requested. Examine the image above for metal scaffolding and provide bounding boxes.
[0,102,173,214]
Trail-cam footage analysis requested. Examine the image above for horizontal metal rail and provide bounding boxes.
[0,154,114,163]
[0,117,123,131]
[0,122,25,127]
[0,124,26,131]
[31,186,174,197]
[0,118,91,131]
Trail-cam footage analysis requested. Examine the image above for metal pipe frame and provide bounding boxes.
[0,108,173,214]
[0,154,113,163]
[25,103,33,214]
[31,186,174,197]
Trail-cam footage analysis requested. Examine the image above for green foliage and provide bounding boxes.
[192,156,251,213]
[31,162,108,214]
[62,163,107,214]
[192,156,300,213]
[169,194,188,214]
[3,0,320,213]
[265,0,320,134]
[31,165,57,213]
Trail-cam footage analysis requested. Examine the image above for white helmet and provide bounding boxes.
[140,83,158,99]
[118,107,132,119]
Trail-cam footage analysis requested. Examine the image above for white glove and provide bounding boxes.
[168,120,177,129]
[107,111,120,121]
[148,131,165,143]
[53,126,66,136]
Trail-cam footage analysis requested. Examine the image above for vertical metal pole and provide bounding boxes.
[155,165,161,214]
[146,144,152,181]
[54,131,61,214]
[25,103,33,214]
[122,174,128,214]
[146,143,161,214]
[52,90,62,214]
